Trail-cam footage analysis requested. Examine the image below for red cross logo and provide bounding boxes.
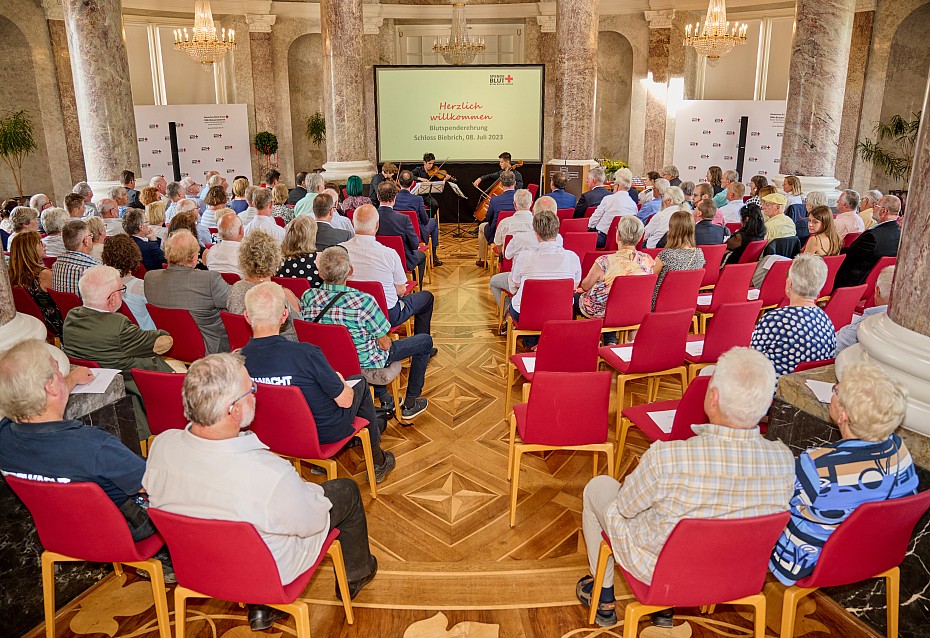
[504,75,513,83]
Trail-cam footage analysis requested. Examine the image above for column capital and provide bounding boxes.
[245,14,276,33]
[364,17,384,35]
[644,9,675,29]
[41,0,64,21]
[855,0,877,11]
[536,15,556,33]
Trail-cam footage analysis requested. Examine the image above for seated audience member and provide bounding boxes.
[109,186,130,218]
[203,210,243,276]
[836,265,894,354]
[706,165,724,195]
[652,210,706,308]
[661,164,681,187]
[244,188,285,243]
[343,205,434,335]
[395,170,442,266]
[240,185,259,226]
[374,181,426,284]
[782,175,804,206]
[163,182,184,221]
[63,265,174,434]
[690,183,726,226]
[139,186,160,208]
[692,200,727,245]
[770,363,918,585]
[508,210,582,346]
[166,209,209,264]
[303,246,433,420]
[40,207,70,257]
[102,234,156,331]
[477,171,517,267]
[145,201,168,241]
[859,189,882,229]
[746,175,768,206]
[227,231,300,341]
[170,199,211,247]
[8,206,39,249]
[286,171,308,206]
[804,191,827,212]
[180,177,206,214]
[277,215,323,289]
[265,169,280,188]
[574,167,612,219]
[577,347,794,627]
[751,254,836,376]
[229,177,250,214]
[835,195,902,289]
[200,184,227,228]
[30,193,52,217]
[145,229,231,354]
[679,181,695,207]
[241,282,394,482]
[143,353,378,630]
[588,172,637,248]
[84,217,107,261]
[52,219,99,295]
[638,178,669,223]
[718,182,747,224]
[123,170,143,209]
[368,164,396,206]
[803,206,842,257]
[618,168,640,205]
[504,196,563,261]
[638,171,661,205]
[761,192,796,241]
[313,193,353,250]
[712,169,740,207]
[271,183,294,225]
[548,171,577,209]
[150,176,168,202]
[833,189,865,239]
[488,191,538,308]
[123,209,165,272]
[295,173,324,217]
[9,231,63,336]
[341,175,373,213]
[73,181,97,216]
[642,186,686,249]
[320,188,355,234]
[64,193,86,220]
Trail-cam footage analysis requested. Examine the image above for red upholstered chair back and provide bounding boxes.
[146,304,206,362]
[604,216,624,251]
[556,208,574,221]
[842,232,862,248]
[725,222,742,234]
[220,311,253,351]
[6,477,159,563]
[580,250,614,278]
[562,232,598,263]
[514,278,575,331]
[132,368,187,435]
[346,280,390,318]
[584,206,596,218]
[823,284,867,330]
[756,260,792,307]
[523,371,612,446]
[653,269,704,313]
[861,256,896,308]
[116,302,139,326]
[496,210,516,226]
[626,309,693,373]
[738,240,767,264]
[669,375,711,440]
[535,319,603,373]
[559,218,589,235]
[819,254,846,297]
[701,301,763,361]
[67,356,101,368]
[793,358,835,372]
[375,235,407,270]
[698,244,727,287]
[293,319,362,377]
[705,263,755,312]
[602,273,658,329]
[798,490,930,589]
[249,383,325,459]
[631,512,790,607]
[396,210,422,242]
[274,216,286,228]
[499,235,514,273]
[43,256,57,269]
[271,276,310,298]
[220,272,240,286]
[12,286,46,324]
[527,184,539,201]
[48,289,82,319]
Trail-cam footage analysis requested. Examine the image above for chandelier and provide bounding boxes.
[685,0,748,66]
[174,0,236,69]
[433,3,486,66]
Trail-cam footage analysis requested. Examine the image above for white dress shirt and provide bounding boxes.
[42,234,66,257]
[588,190,638,234]
[718,199,745,224]
[102,217,126,237]
[238,207,258,227]
[329,211,355,235]
[504,232,563,260]
[786,194,803,206]
[834,210,865,239]
[205,240,243,276]
[494,210,533,247]
[643,206,680,248]
[341,234,407,308]
[508,241,582,312]
[244,214,285,242]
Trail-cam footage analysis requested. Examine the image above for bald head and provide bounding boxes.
[353,204,379,235]
[98,198,119,218]
[218,212,243,241]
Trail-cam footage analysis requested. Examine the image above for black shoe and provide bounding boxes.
[401,398,428,420]
[652,608,675,628]
[475,260,486,268]
[429,347,439,358]
[247,604,288,631]
[336,556,378,601]
[372,451,396,484]
[375,406,395,423]
[380,397,395,412]
[433,259,443,267]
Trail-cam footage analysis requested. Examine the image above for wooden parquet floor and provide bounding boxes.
[27,233,879,638]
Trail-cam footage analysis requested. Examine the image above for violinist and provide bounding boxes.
[412,152,447,215]
[369,161,398,207]
[476,170,516,268]
[396,170,442,266]
[473,152,524,191]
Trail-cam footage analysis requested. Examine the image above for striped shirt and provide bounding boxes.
[605,424,795,584]
[769,435,918,585]
[52,251,100,295]
[300,284,391,369]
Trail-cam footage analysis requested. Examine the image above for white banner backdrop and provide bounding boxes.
[134,104,252,184]
[672,100,786,184]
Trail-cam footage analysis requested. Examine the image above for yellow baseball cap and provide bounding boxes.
[761,192,788,205]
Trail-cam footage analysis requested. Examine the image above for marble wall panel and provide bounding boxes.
[272,17,319,182]
[594,31,633,163]
[221,15,261,182]
[47,19,85,186]
[835,11,874,191]
[643,27,670,173]
[287,33,327,172]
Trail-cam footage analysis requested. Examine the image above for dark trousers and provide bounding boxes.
[421,218,440,258]
[407,251,427,286]
[509,307,539,348]
[319,376,384,464]
[389,291,434,335]
[421,195,439,216]
[372,333,433,402]
[321,479,374,582]
[595,230,608,249]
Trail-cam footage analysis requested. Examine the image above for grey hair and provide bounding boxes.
[208,174,223,187]
[78,265,121,308]
[244,281,286,329]
[841,189,860,210]
[653,178,671,197]
[513,189,533,211]
[41,207,69,234]
[108,186,127,201]
[149,175,166,187]
[317,246,352,284]
[532,209,559,241]
[0,339,58,421]
[72,181,92,198]
[499,171,516,187]
[244,185,258,206]
[122,209,145,236]
[661,165,679,178]
[613,171,632,190]
[166,182,184,199]
[662,186,686,206]
[710,347,777,428]
[875,265,895,302]
[307,173,324,191]
[878,195,901,215]
[10,206,38,232]
[835,362,908,441]
[862,189,883,208]
[805,191,827,209]
[98,198,119,218]
[616,215,645,247]
[177,198,199,215]
[723,169,739,182]
[589,167,606,184]
[183,352,247,427]
[788,253,828,299]
[353,205,379,234]
[29,193,49,210]
[252,187,273,211]
[217,212,242,240]
[533,195,558,215]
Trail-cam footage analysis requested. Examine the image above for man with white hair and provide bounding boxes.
[243,188,285,242]
[573,166,611,219]
[150,175,168,202]
[712,169,739,207]
[295,173,324,217]
[576,347,795,628]
[52,219,99,294]
[717,181,747,224]
[833,189,864,240]
[143,352,379,630]
[587,172,637,248]
[40,207,70,257]
[487,190,537,307]
[203,212,244,275]
[29,193,52,215]
[73,181,97,216]
[62,265,174,434]
[836,265,895,354]
[164,182,185,221]
[198,171,221,199]
[637,177,669,223]
[107,186,130,217]
[180,176,206,214]
[858,189,882,230]
[835,195,902,288]
[642,185,686,249]
[99,198,125,236]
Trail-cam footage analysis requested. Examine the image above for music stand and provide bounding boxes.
[416,181,472,237]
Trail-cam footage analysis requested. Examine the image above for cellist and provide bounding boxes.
[475,170,516,268]
[472,152,524,190]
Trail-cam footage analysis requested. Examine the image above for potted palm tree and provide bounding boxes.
[0,110,37,198]
[856,111,921,211]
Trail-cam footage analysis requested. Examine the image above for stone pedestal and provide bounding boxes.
[551,0,598,163]
[62,0,139,190]
[319,0,374,181]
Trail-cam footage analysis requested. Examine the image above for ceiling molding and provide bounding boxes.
[41,0,64,21]
[644,9,676,28]
[245,13,276,31]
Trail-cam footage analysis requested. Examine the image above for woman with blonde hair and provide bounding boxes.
[782,175,803,206]
[145,201,168,240]
[83,217,107,261]
[803,205,842,256]
[652,210,705,308]
[277,215,323,288]
[9,231,63,336]
[271,183,294,225]
[229,177,250,214]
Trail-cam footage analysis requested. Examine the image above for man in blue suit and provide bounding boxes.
[376,181,426,286]
[395,170,441,267]
[476,171,516,268]
[547,172,577,210]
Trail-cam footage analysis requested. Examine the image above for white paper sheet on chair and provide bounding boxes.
[747,289,761,300]
[346,378,361,388]
[523,356,536,373]
[685,341,705,357]
[697,294,712,305]
[805,379,834,403]
[648,409,677,434]
[70,368,121,394]
[609,346,633,362]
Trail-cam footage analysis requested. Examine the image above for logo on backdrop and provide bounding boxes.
[214,134,223,138]
[489,74,514,85]
[190,134,199,140]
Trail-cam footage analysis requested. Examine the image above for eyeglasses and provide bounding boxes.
[228,381,258,414]
[108,285,127,298]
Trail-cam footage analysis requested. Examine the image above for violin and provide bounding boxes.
[426,165,456,182]
[473,160,523,222]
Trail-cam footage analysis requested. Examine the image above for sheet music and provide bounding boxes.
[415,182,447,195]
[448,182,467,199]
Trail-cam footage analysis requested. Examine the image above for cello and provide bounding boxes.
[473,159,523,222]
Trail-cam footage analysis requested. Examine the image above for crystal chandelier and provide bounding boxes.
[685,0,748,66]
[173,0,236,70]
[433,3,486,66]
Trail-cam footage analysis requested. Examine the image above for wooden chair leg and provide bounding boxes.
[270,602,312,637]
[748,595,766,638]
[173,586,198,638]
[883,567,900,638]
[113,562,124,576]
[589,541,613,625]
[622,601,650,638]
[614,377,627,435]
[509,447,523,526]
[605,445,616,479]
[779,586,814,638]
[310,458,337,482]
[507,415,518,480]
[391,377,408,425]
[678,369,688,396]
[504,361,515,416]
[521,383,531,403]
[41,552,56,638]
[355,429,378,498]
[327,540,354,624]
[128,559,171,638]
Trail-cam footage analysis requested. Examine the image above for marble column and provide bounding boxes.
[779,0,856,200]
[43,1,85,185]
[551,0,598,162]
[835,9,875,189]
[246,15,277,139]
[643,10,674,173]
[319,0,374,181]
[62,0,139,200]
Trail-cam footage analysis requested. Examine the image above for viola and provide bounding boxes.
[473,160,523,222]
[426,165,457,182]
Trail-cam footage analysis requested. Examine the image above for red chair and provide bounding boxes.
[750,259,792,310]
[779,491,930,638]
[793,358,835,373]
[344,208,355,221]
[147,509,351,638]
[604,216,624,251]
[272,275,310,298]
[590,513,790,634]
[6,477,172,638]
[598,309,693,436]
[505,278,575,360]
[842,231,862,248]
[817,254,846,300]
[508,371,614,526]
[132,368,187,455]
[695,263,755,332]
[219,271,240,285]
[146,304,206,363]
[641,247,662,259]
[580,250,615,280]
[495,210,516,228]
[42,256,57,269]
[12,285,49,327]
[48,289,82,318]
[397,209,432,283]
[823,284,868,330]
[274,216,286,228]
[617,374,710,461]
[220,311,253,350]
[559,217,590,235]
[856,256,896,312]
[131,264,147,280]
[600,273,659,343]
[527,184,539,201]
[250,383,380,497]
[738,240,767,264]
[505,318,603,415]
[697,244,727,289]
[374,235,419,293]
[556,208,575,221]
[584,206,597,218]
[653,269,705,315]
[725,222,742,234]
[562,232,598,263]
[346,279,412,337]
[685,300,763,379]
[67,356,101,368]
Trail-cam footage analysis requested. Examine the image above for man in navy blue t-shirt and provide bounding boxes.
[240,282,395,483]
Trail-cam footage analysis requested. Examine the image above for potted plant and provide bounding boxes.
[306,112,326,146]
[597,157,629,182]
[856,111,921,210]
[0,110,37,198]
[253,131,278,180]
